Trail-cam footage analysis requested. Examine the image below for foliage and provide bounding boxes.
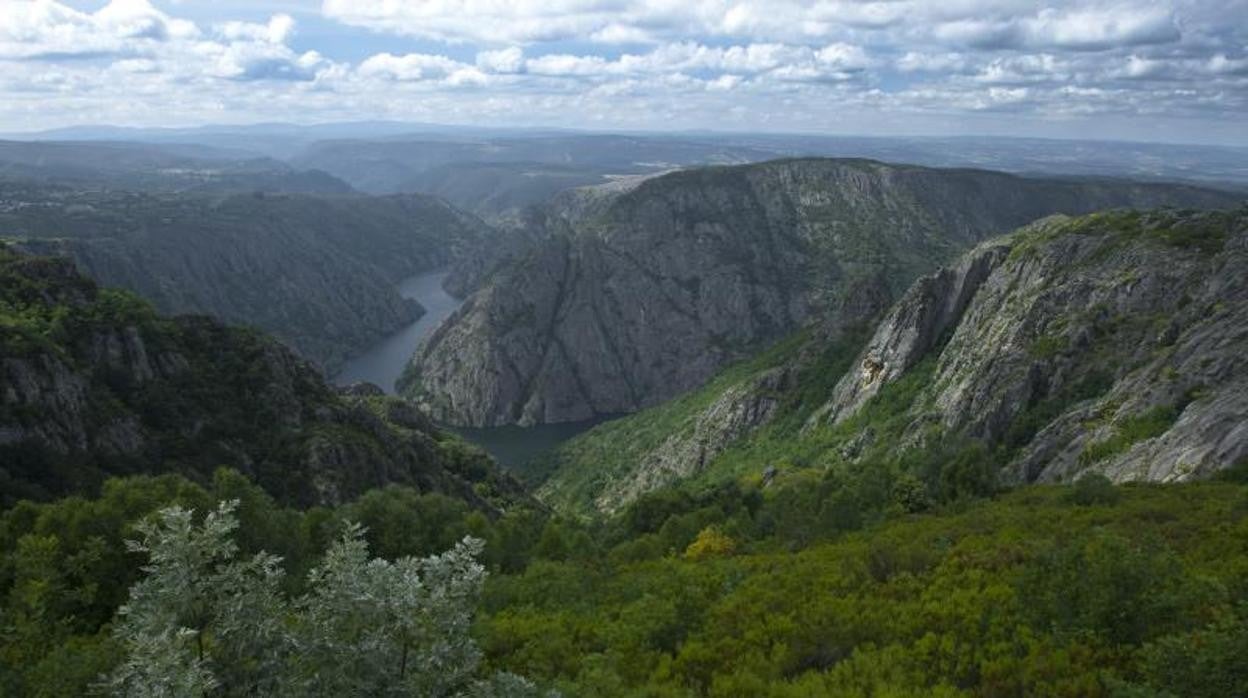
[683,527,737,561]
[0,469,560,695]
[1080,405,1181,466]
[479,481,1248,696]
[107,500,546,697]
[1068,473,1122,506]
[3,465,1247,696]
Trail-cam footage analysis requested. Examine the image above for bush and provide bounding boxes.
[684,526,737,561]
[1067,472,1121,506]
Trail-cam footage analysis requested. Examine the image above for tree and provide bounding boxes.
[107,501,288,697]
[107,502,548,697]
[684,526,737,561]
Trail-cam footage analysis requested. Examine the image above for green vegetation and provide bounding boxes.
[4,467,1246,696]
[533,330,836,510]
[106,502,541,697]
[0,469,558,696]
[1008,207,1242,264]
[1079,405,1182,466]
[0,247,524,509]
[479,478,1248,697]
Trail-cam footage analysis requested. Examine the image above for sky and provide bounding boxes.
[0,0,1245,145]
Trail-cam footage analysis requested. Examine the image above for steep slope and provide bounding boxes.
[0,247,527,510]
[819,207,1248,484]
[2,183,495,370]
[537,207,1248,514]
[408,158,1239,427]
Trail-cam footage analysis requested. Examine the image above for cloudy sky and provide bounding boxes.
[0,0,1245,144]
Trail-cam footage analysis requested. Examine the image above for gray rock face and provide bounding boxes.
[410,158,1239,427]
[817,240,1012,425]
[823,208,1248,483]
[593,365,796,513]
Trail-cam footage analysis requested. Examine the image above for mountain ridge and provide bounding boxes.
[407,158,1242,428]
[534,206,1248,514]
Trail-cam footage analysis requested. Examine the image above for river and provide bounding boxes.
[333,271,460,394]
[333,270,607,468]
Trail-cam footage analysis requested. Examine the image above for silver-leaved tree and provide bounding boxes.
[106,501,547,697]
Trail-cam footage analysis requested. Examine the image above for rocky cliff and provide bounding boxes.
[408,158,1239,427]
[2,183,494,370]
[820,207,1248,484]
[0,247,528,510]
[536,206,1248,514]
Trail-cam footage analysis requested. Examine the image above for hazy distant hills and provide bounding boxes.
[0,139,353,195]
[8,125,1244,222]
[290,132,1248,220]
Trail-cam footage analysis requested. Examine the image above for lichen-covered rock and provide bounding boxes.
[823,207,1248,484]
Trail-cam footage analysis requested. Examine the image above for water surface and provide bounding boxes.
[333,271,461,394]
[333,271,615,468]
[454,415,620,469]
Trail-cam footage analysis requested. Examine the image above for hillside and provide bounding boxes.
[535,207,1248,514]
[406,158,1241,428]
[1,183,495,370]
[0,246,527,509]
[0,140,351,194]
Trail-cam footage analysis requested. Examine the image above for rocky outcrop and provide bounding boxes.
[816,240,1013,424]
[410,158,1240,427]
[3,183,495,371]
[536,206,1248,514]
[589,365,796,513]
[822,207,1248,484]
[0,248,529,510]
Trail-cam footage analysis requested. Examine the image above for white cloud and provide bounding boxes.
[217,14,295,44]
[0,0,183,59]
[1208,54,1248,75]
[358,52,466,81]
[476,46,524,73]
[0,0,328,84]
[0,0,1241,143]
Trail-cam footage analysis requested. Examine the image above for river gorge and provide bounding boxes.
[333,270,606,469]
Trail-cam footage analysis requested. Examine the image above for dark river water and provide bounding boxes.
[333,271,460,394]
[333,270,605,467]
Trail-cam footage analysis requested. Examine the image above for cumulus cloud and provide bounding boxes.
[476,47,525,73]
[0,0,1242,142]
[0,0,196,59]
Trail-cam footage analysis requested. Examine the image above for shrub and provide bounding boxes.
[684,526,737,561]
[1067,472,1121,506]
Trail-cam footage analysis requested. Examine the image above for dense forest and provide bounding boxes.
[2,464,1246,695]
